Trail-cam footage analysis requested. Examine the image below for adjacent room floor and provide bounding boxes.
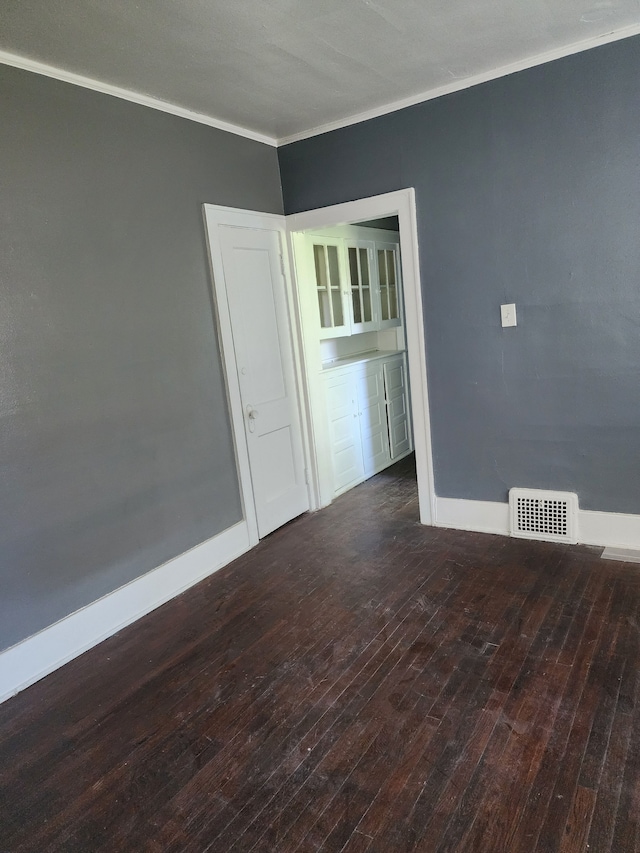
[1,456,639,852]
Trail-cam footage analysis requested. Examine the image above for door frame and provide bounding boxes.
[286,188,436,525]
[202,204,314,546]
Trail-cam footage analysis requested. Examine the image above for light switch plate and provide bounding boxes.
[501,303,517,327]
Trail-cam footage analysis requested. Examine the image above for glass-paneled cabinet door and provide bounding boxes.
[376,242,402,329]
[346,240,378,334]
[310,237,350,339]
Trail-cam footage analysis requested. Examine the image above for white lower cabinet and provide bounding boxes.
[355,366,390,478]
[323,370,366,493]
[323,353,412,496]
[383,357,412,459]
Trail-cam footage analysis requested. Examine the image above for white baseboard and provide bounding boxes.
[601,547,640,564]
[578,510,640,550]
[435,497,640,552]
[435,497,509,536]
[0,520,252,705]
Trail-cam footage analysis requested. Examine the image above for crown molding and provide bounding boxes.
[277,22,640,146]
[0,49,278,147]
[2,21,640,150]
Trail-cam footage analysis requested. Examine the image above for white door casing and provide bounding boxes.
[203,206,310,541]
[286,189,436,525]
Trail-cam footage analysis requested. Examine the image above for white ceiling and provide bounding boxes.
[1,0,640,143]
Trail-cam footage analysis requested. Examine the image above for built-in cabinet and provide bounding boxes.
[312,237,349,337]
[292,222,413,503]
[323,352,412,496]
[346,240,377,334]
[376,243,401,330]
[308,233,402,339]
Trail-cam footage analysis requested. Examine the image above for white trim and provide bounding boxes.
[0,520,251,705]
[278,23,640,145]
[286,230,327,510]
[435,496,640,552]
[579,509,640,550]
[280,230,319,512]
[287,189,436,526]
[0,50,277,147]
[435,497,510,536]
[202,205,287,228]
[601,547,640,564]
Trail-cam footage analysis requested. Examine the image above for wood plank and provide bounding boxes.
[0,456,639,853]
[559,785,596,853]
[587,593,640,851]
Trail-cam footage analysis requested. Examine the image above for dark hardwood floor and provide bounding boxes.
[2,455,640,852]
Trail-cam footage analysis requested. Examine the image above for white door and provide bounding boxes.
[212,220,309,538]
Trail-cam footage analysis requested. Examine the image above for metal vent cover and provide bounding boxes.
[509,488,578,544]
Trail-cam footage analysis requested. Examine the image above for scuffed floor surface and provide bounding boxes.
[1,455,640,851]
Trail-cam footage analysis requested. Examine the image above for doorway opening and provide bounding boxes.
[289,214,417,512]
[286,189,435,527]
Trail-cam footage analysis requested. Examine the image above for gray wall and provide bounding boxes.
[279,36,640,515]
[0,65,283,650]
[353,216,399,230]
